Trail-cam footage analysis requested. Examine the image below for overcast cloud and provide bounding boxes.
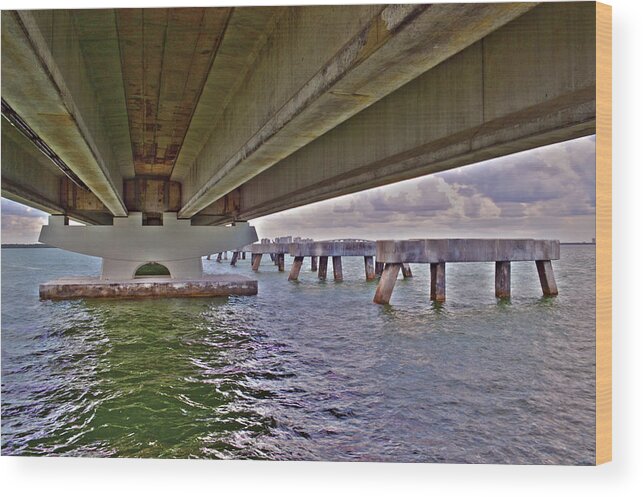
[1,136,595,244]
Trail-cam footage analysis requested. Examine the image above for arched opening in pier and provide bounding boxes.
[134,262,171,278]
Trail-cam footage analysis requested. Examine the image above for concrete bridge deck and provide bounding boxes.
[2,3,596,229]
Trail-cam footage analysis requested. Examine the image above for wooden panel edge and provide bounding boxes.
[595,0,612,465]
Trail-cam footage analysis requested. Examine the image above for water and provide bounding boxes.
[1,247,595,463]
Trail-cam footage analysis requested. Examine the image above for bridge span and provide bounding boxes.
[2,3,598,284]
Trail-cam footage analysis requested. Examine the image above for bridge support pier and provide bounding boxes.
[318,256,329,280]
[364,256,376,280]
[332,256,343,281]
[252,253,262,271]
[430,262,446,302]
[536,260,559,296]
[373,263,402,304]
[495,261,511,299]
[289,256,305,281]
[230,251,239,266]
[375,262,384,277]
[401,263,413,279]
[311,256,318,271]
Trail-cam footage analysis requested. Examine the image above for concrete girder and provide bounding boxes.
[1,120,113,225]
[177,3,537,218]
[1,10,128,216]
[197,2,597,224]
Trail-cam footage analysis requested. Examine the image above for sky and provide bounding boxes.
[1,135,596,244]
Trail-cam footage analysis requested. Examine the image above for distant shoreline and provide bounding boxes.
[2,244,53,249]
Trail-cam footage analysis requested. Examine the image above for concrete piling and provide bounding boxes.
[251,253,262,271]
[289,256,304,281]
[401,263,413,278]
[495,261,511,298]
[364,256,376,280]
[536,260,559,296]
[430,262,446,302]
[242,252,246,260]
[318,256,328,280]
[374,239,559,305]
[216,252,223,262]
[332,256,343,281]
[375,261,384,277]
[230,251,239,266]
[373,263,402,304]
[277,253,285,272]
[311,256,318,271]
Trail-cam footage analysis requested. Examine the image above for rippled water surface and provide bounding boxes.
[1,246,595,463]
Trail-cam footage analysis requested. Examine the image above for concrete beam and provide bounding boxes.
[123,177,182,213]
[376,239,560,264]
[1,119,112,225]
[1,10,127,216]
[205,2,595,223]
[177,3,536,217]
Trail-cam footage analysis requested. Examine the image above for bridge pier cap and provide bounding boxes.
[39,213,258,280]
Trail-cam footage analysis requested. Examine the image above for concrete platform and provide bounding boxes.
[39,275,258,300]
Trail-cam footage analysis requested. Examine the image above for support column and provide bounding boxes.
[251,253,262,271]
[375,261,384,277]
[277,253,285,272]
[401,263,413,278]
[430,262,446,302]
[332,256,343,281]
[230,251,239,266]
[289,256,304,281]
[241,252,246,260]
[373,263,402,304]
[270,253,276,263]
[364,256,376,280]
[216,252,222,262]
[223,251,228,260]
[536,260,558,296]
[311,256,318,271]
[318,256,328,280]
[206,254,211,260]
[495,261,511,298]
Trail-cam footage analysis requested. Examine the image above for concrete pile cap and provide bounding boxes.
[289,240,376,257]
[376,239,560,263]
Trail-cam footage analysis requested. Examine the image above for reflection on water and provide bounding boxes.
[1,247,595,463]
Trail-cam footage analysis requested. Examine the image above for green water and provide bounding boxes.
[1,247,595,463]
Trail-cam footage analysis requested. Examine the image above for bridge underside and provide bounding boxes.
[1,2,596,225]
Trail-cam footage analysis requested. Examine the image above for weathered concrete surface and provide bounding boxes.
[376,239,560,264]
[536,260,559,296]
[364,256,376,281]
[1,10,128,216]
[289,240,375,257]
[1,121,113,225]
[373,238,560,305]
[288,256,304,281]
[495,261,511,298]
[373,263,402,304]
[430,262,446,302]
[318,256,329,280]
[40,274,257,300]
[249,243,290,255]
[115,8,231,176]
[177,3,535,217]
[39,213,257,279]
[204,2,596,224]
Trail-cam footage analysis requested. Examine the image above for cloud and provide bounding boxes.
[1,198,48,243]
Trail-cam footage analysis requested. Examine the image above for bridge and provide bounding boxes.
[2,3,598,283]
